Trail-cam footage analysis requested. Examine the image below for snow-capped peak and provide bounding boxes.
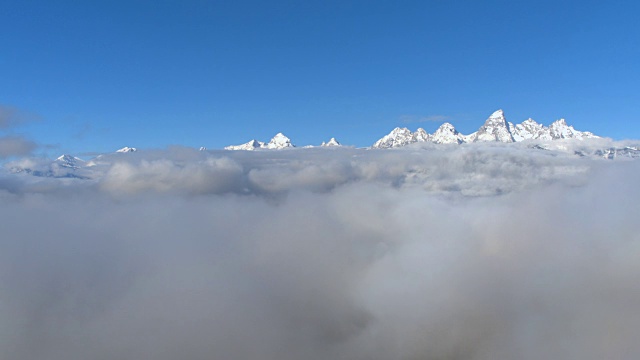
[412,128,430,142]
[372,127,414,148]
[489,109,505,120]
[116,147,137,153]
[225,133,294,150]
[266,133,295,149]
[321,138,341,147]
[552,118,568,126]
[431,123,465,144]
[224,139,266,151]
[549,118,587,140]
[473,109,514,143]
[55,155,85,169]
[509,118,546,141]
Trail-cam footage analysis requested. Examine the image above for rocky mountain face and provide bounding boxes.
[372,127,415,148]
[471,109,515,143]
[431,123,467,144]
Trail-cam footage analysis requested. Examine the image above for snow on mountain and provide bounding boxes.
[372,109,599,148]
[547,119,598,140]
[8,154,92,179]
[223,109,600,150]
[55,155,86,169]
[431,123,466,144]
[509,118,546,141]
[472,109,515,143]
[412,128,430,142]
[594,146,640,160]
[266,133,295,149]
[224,139,266,151]
[225,133,294,150]
[116,147,137,153]
[321,138,341,147]
[372,127,414,148]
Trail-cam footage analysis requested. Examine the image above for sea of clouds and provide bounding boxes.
[1,140,640,359]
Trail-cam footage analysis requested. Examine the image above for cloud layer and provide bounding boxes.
[0,136,37,159]
[0,105,38,158]
[1,143,640,359]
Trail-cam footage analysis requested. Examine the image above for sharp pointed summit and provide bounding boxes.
[473,109,515,143]
[266,133,294,149]
[431,123,465,144]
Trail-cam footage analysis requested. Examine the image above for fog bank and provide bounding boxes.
[1,144,639,359]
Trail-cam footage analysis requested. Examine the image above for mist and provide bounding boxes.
[1,142,640,359]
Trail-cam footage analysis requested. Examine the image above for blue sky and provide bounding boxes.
[1,0,639,155]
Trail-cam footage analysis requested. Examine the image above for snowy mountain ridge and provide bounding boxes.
[225,133,297,150]
[373,109,599,148]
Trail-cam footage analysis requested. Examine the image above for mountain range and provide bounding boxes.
[223,109,598,150]
[5,109,640,180]
[371,109,598,148]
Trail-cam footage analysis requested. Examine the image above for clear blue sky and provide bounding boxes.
[2,0,639,155]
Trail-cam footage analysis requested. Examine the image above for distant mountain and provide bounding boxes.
[6,137,640,182]
[116,147,137,153]
[265,133,294,149]
[471,109,514,143]
[431,123,467,144]
[372,109,599,148]
[225,133,294,150]
[224,139,266,151]
[321,138,341,147]
[372,127,415,148]
[55,155,86,169]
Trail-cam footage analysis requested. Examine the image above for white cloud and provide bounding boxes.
[0,143,639,359]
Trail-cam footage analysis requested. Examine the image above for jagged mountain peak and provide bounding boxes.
[413,128,429,142]
[509,118,546,141]
[56,154,81,162]
[488,109,505,120]
[551,118,568,126]
[432,122,465,144]
[372,127,415,148]
[522,118,541,126]
[224,139,265,151]
[55,154,85,169]
[437,122,455,130]
[223,109,600,150]
[321,138,341,147]
[548,118,591,140]
[116,147,137,153]
[371,109,599,148]
[266,133,294,149]
[226,133,295,150]
[474,109,514,143]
